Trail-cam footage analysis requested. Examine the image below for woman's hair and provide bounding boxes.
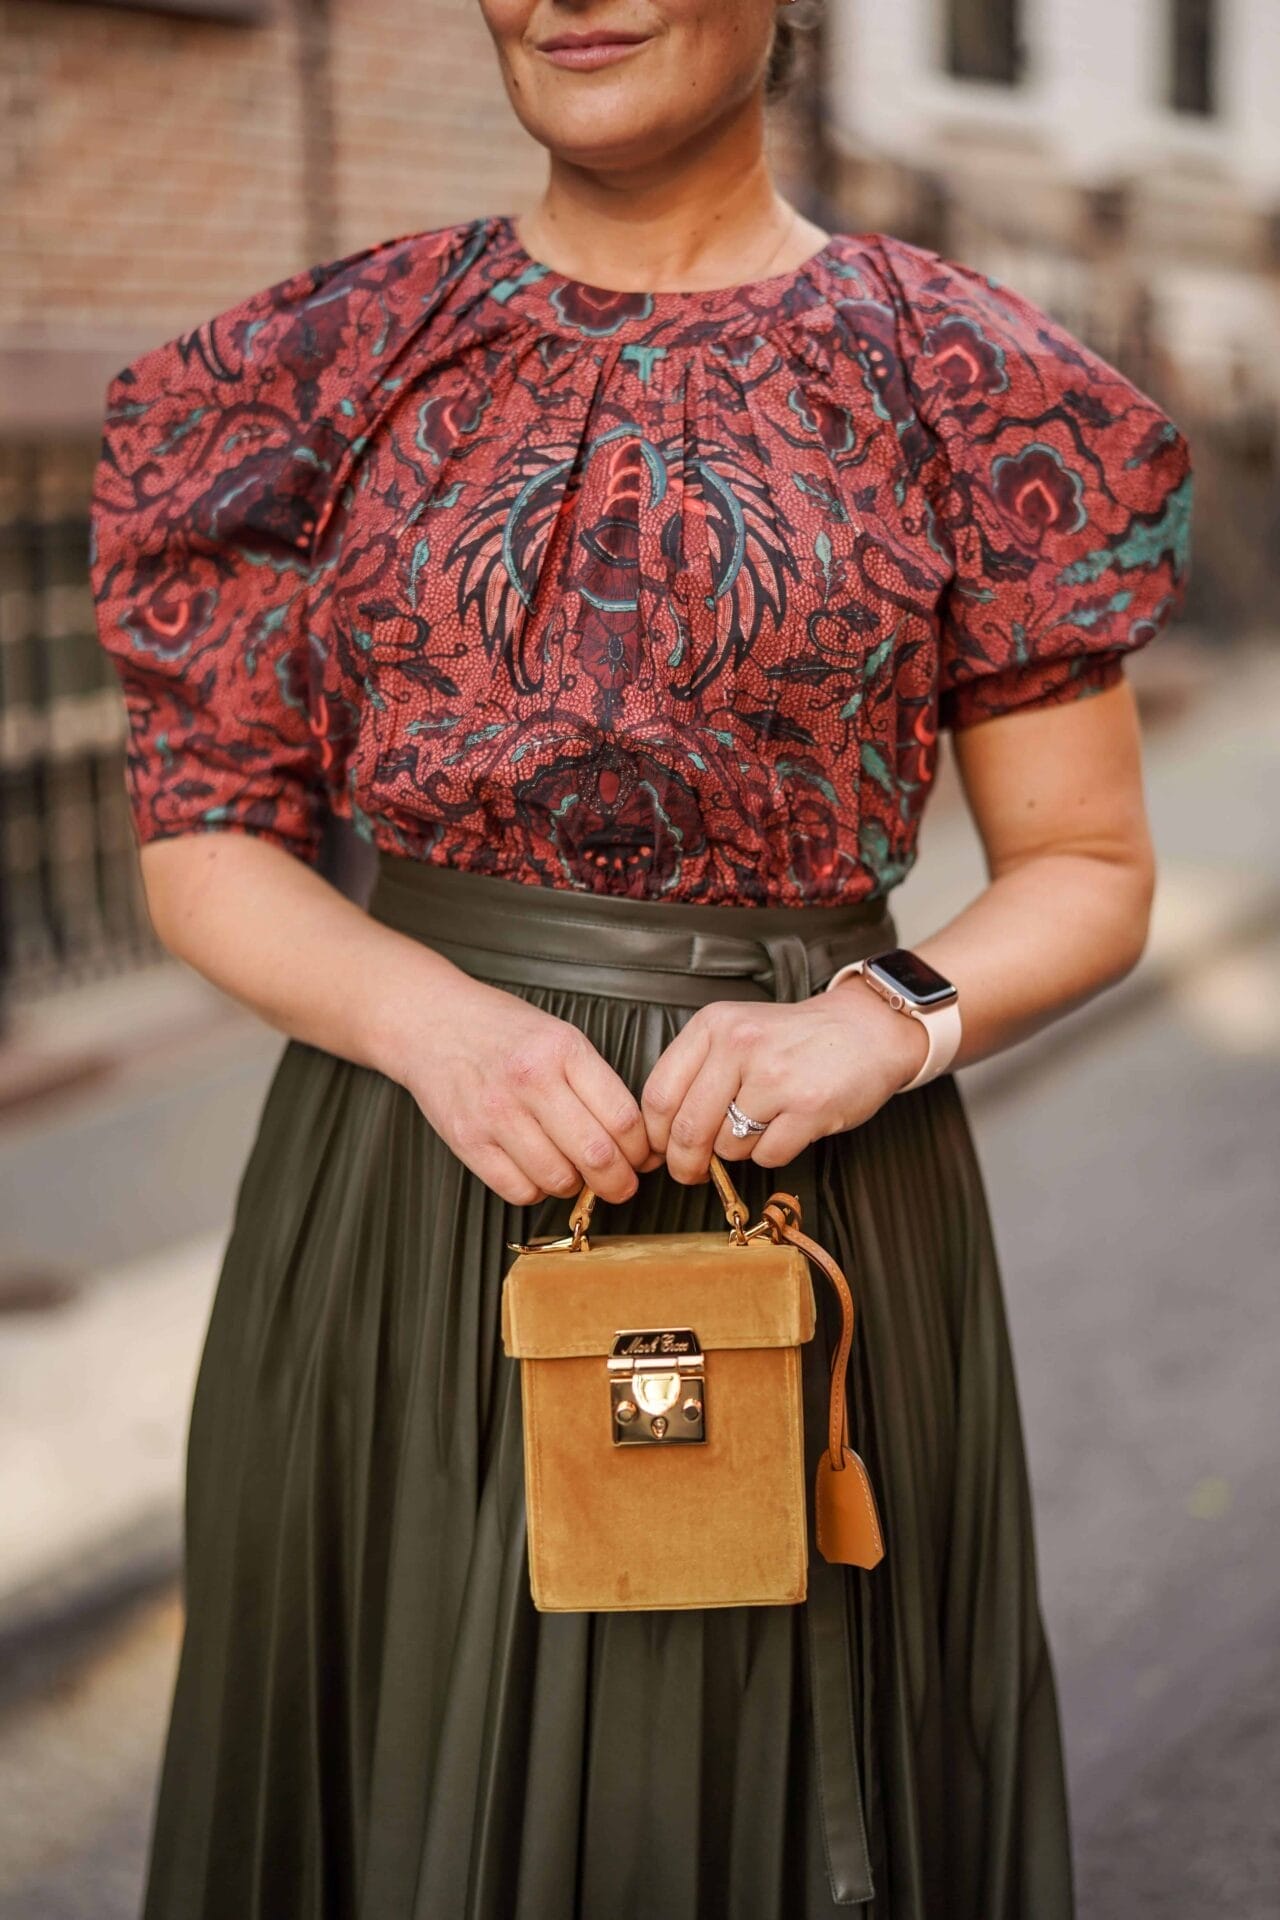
[766,1,821,102]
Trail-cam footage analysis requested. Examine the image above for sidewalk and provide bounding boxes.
[0,958,258,1125]
[1,642,1277,1654]
[0,1237,219,1657]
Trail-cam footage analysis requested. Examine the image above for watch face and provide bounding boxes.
[866,949,957,1009]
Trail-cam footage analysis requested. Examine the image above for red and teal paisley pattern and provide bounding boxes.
[89,214,1192,905]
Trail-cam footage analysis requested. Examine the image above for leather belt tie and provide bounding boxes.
[749,931,877,1909]
[367,854,890,1907]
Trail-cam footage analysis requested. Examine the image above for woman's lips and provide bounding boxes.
[536,35,652,71]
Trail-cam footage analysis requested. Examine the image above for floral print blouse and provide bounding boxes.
[89,214,1192,906]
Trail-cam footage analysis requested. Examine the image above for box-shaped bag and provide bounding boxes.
[501,1155,884,1614]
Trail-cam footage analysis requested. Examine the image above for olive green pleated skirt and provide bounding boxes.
[141,857,1074,1920]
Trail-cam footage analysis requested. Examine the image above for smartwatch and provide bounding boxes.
[824,948,961,1093]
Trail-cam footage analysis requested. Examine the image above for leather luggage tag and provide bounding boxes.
[816,1446,885,1570]
[758,1195,886,1573]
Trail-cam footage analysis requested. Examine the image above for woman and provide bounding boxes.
[89,3,1192,1915]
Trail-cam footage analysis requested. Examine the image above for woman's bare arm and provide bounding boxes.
[139,832,650,1206]
[909,674,1156,1065]
[642,678,1158,1175]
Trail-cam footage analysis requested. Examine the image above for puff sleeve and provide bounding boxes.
[88,223,470,864]
[89,282,338,863]
[877,237,1193,731]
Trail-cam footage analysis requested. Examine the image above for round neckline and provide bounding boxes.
[489,212,843,329]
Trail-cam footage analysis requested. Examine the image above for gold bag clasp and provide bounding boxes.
[608,1329,706,1445]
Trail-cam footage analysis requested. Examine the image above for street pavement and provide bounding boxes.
[1,648,1277,1919]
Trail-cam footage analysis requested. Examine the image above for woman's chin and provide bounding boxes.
[523,112,684,173]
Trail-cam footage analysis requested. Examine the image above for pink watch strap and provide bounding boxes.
[824,960,962,1092]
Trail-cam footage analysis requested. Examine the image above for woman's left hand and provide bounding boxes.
[639,981,929,1180]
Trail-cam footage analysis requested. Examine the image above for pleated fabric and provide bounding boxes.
[142,878,1074,1920]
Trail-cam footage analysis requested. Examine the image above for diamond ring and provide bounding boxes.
[726,1098,769,1139]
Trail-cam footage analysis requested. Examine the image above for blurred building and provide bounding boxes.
[823,0,1280,638]
[0,0,1273,1006]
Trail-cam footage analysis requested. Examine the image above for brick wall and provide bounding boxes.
[5,3,307,360]
[3,0,813,428]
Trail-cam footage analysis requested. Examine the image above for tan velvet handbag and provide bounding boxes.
[501,1154,884,1613]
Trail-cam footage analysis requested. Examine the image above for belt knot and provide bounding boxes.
[760,932,816,1004]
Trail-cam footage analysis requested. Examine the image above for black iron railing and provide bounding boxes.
[0,438,160,1012]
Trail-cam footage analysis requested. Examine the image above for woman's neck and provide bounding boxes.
[515,107,828,294]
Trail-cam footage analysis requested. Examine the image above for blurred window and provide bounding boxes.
[946,0,1025,86]
[1170,0,1218,116]
[0,438,160,1000]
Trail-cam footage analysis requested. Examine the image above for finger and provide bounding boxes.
[740,1110,814,1171]
[641,1019,714,1156]
[493,1109,590,1199]
[468,1141,553,1209]
[563,1043,651,1170]
[665,1049,757,1185]
[711,1071,783,1162]
[531,1079,640,1205]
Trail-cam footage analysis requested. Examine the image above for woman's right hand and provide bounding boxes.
[134,832,655,1210]
[402,974,654,1207]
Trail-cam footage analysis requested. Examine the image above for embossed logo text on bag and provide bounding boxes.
[616,1329,697,1358]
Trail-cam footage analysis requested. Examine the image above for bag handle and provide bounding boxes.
[756,1193,851,1469]
[567,1151,750,1248]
